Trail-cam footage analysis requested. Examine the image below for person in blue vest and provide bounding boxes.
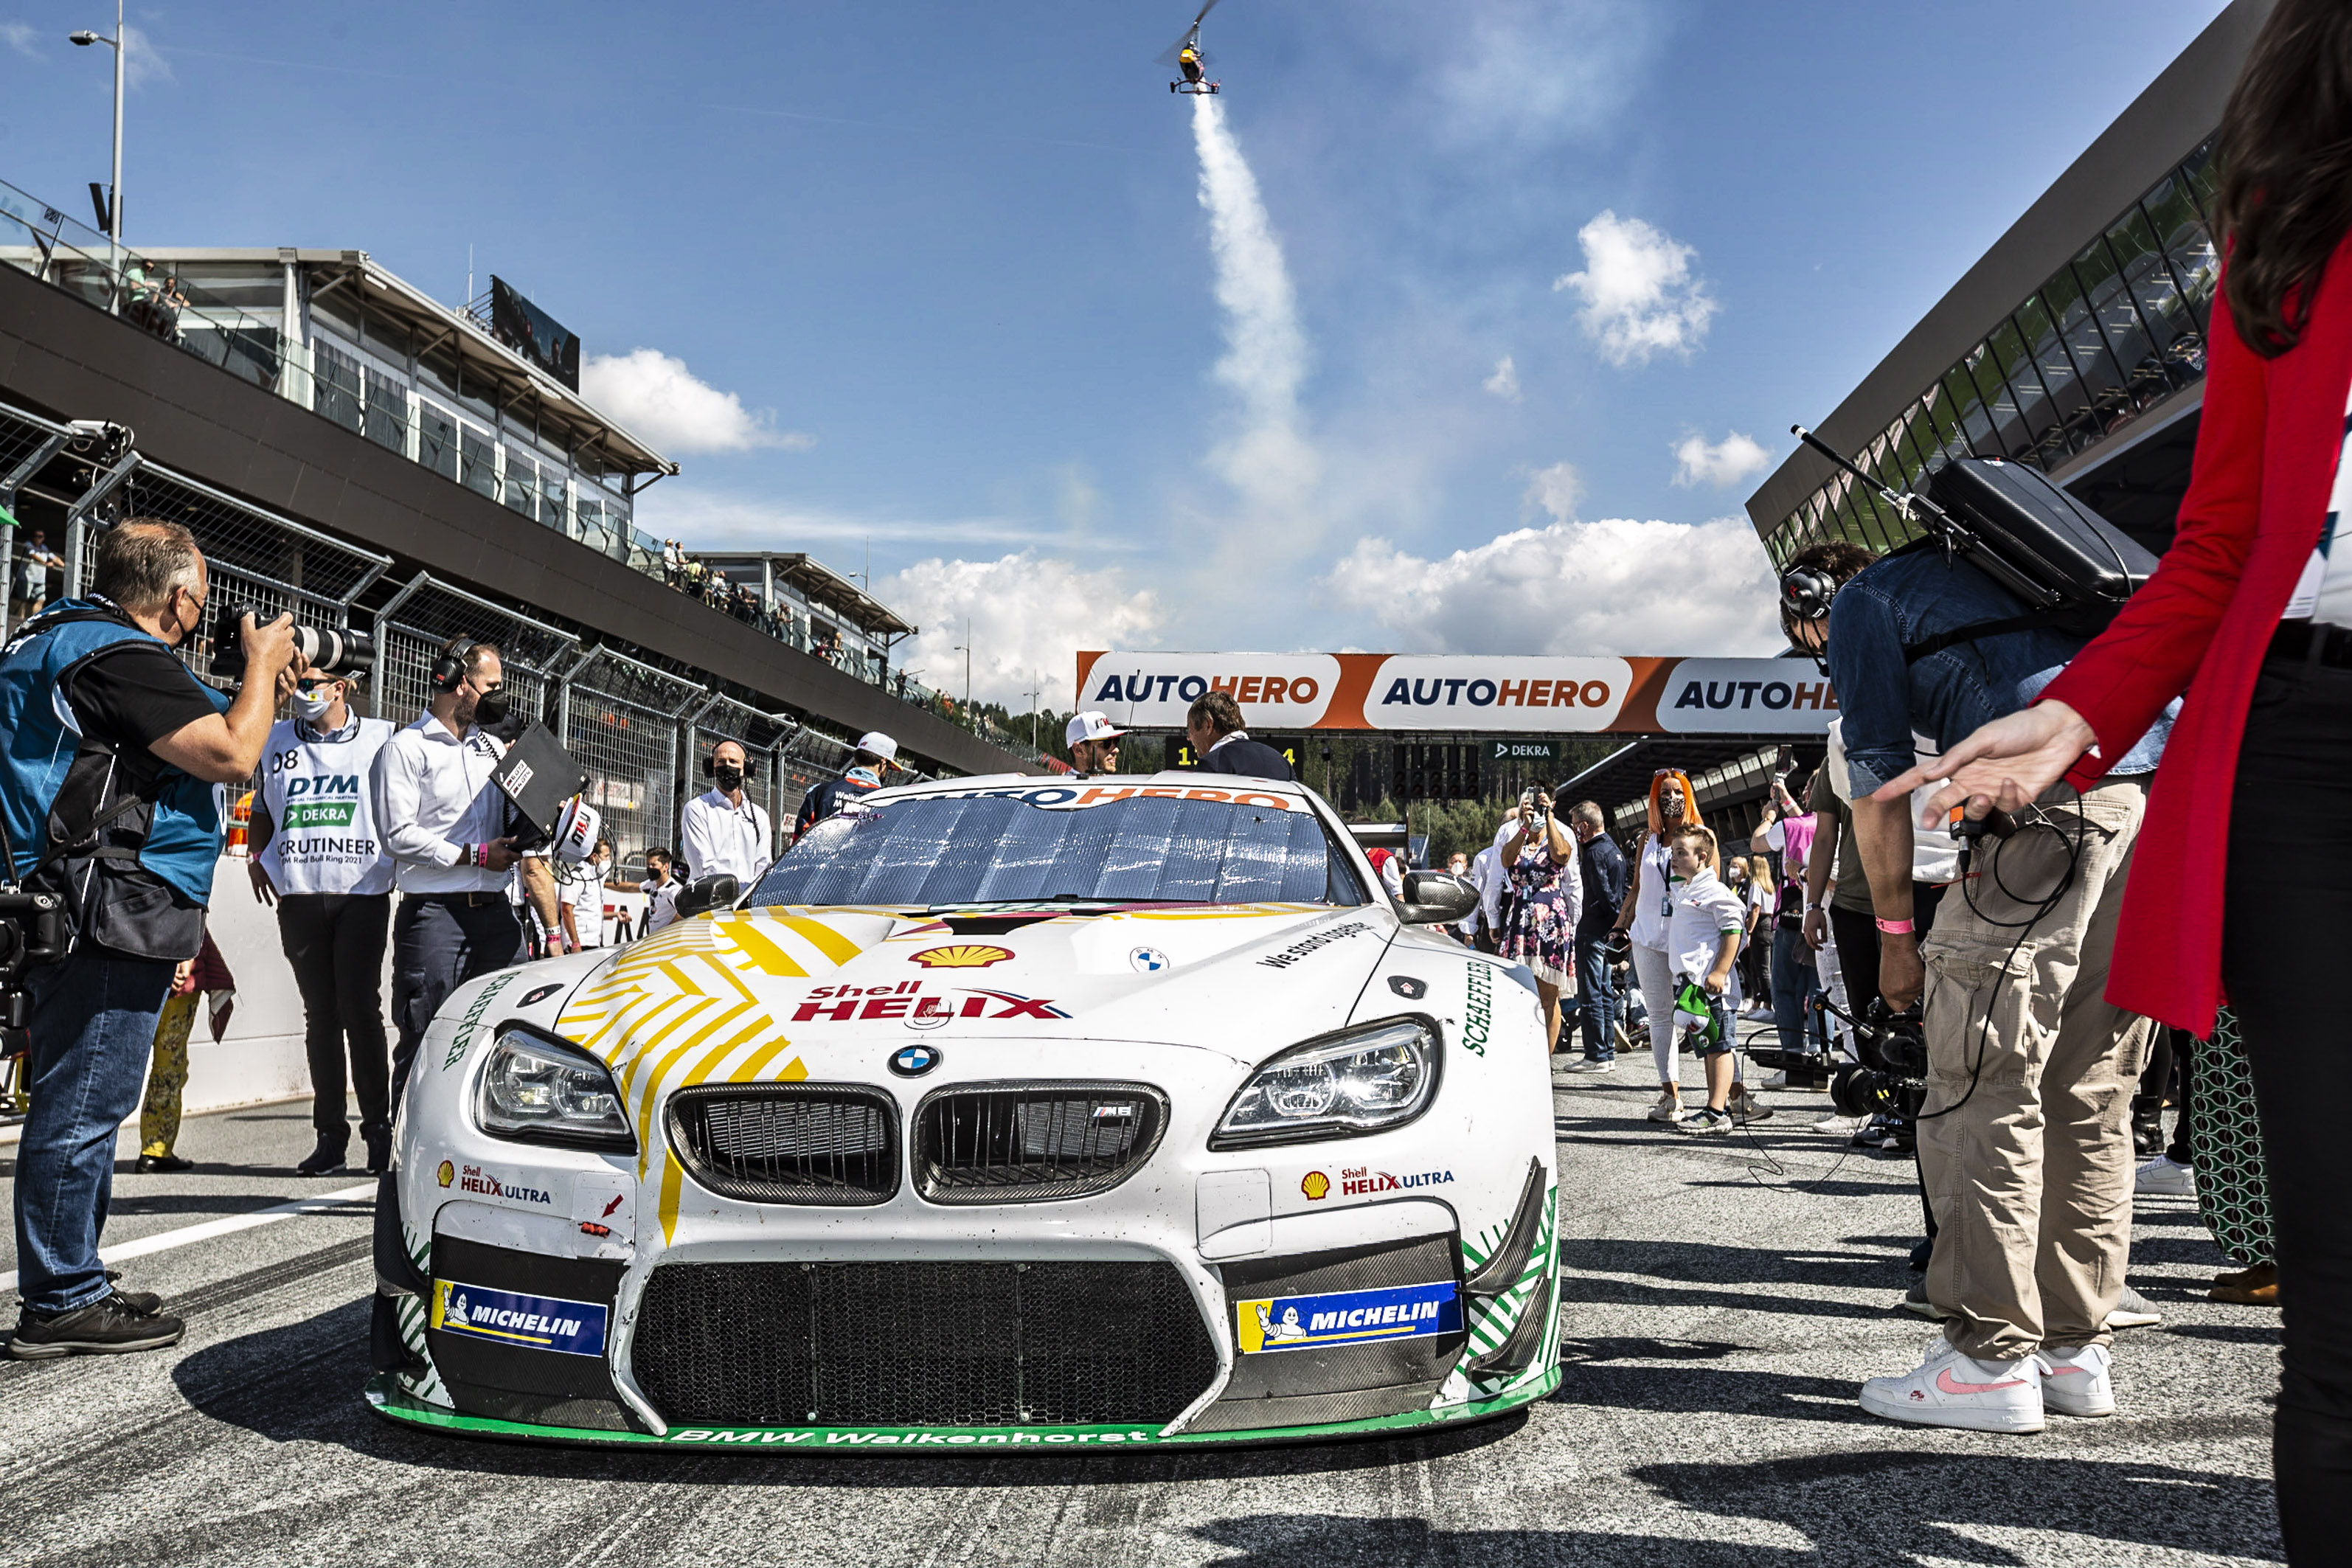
[0,518,300,1360]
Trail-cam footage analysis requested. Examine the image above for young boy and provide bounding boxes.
[1662,823,1747,1135]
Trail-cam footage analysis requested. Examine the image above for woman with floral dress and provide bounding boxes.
[1498,791,1583,1054]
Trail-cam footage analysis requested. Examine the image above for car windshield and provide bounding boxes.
[748,786,1367,909]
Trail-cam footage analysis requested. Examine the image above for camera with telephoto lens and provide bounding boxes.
[1829,996,1929,1144]
[209,603,375,680]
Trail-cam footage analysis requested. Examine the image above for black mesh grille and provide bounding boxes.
[631,1260,1218,1426]
[913,1082,1167,1204]
[665,1084,899,1205]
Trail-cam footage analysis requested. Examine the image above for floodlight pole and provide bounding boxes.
[107,0,122,245]
[68,0,125,246]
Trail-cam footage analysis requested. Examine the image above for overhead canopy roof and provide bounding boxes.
[1558,735,1825,822]
[136,248,679,484]
[696,549,915,637]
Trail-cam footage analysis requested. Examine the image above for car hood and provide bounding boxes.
[549,901,1396,1074]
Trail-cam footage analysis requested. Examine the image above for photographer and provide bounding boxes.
[373,637,518,1100]
[1788,528,2172,1435]
[247,666,395,1177]
[0,519,299,1359]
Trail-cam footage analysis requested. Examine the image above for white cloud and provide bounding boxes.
[2,21,41,58]
[1522,461,1581,524]
[119,24,171,89]
[1324,515,1781,656]
[1482,355,1522,403]
[1191,94,1319,515]
[882,554,1165,710]
[1672,430,1772,490]
[579,349,813,457]
[1553,210,1718,367]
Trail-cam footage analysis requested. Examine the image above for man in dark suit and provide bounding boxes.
[1187,691,1295,780]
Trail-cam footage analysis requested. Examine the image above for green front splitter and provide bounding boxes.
[364,1369,1558,1452]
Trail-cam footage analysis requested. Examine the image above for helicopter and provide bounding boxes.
[1158,0,1222,94]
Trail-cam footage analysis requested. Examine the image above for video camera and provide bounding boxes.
[209,603,375,680]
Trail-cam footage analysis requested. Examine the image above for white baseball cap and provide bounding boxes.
[856,732,901,766]
[1066,711,1127,747]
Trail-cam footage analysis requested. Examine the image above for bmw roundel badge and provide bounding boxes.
[889,1044,941,1078]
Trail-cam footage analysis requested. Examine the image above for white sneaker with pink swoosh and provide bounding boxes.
[1859,1334,2045,1433]
[2036,1342,2115,1417]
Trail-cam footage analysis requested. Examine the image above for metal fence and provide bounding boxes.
[0,396,931,873]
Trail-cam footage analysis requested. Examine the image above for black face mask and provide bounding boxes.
[714,764,744,793]
[473,688,510,727]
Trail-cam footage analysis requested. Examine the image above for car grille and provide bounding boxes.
[665,1084,899,1205]
[912,1082,1167,1204]
[630,1260,1218,1427]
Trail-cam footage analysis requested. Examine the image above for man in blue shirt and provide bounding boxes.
[1803,535,2171,1436]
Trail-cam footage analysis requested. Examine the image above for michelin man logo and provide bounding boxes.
[1254,1302,1310,1346]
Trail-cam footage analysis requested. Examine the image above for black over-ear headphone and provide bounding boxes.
[1779,565,1840,622]
[429,635,477,694]
[701,752,757,780]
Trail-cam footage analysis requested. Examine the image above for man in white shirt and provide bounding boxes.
[1468,819,1513,954]
[680,738,773,886]
[372,636,519,1096]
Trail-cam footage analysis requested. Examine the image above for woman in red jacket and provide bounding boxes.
[1882,4,2352,1555]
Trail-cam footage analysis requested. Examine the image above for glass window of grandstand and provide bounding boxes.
[361,363,407,454]
[460,426,498,501]
[503,448,538,521]
[539,467,567,533]
[419,403,459,482]
[313,340,363,434]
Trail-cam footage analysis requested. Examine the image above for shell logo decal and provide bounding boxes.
[437,1159,455,1188]
[908,945,1014,969]
[1302,1171,1330,1201]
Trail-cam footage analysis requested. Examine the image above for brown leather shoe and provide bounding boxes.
[2210,1263,2279,1305]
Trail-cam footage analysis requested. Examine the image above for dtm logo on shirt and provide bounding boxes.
[280,772,364,830]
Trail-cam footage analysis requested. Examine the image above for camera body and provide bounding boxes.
[0,887,70,1055]
[209,603,375,680]
[1830,997,1929,1142]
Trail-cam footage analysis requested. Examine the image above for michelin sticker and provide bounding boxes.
[431,1280,608,1357]
[1237,1280,1462,1353]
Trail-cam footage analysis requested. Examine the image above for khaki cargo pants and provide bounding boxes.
[1918,777,2151,1361]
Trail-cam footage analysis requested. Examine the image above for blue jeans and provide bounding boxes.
[1573,935,1618,1061]
[1771,924,1825,1058]
[13,946,176,1312]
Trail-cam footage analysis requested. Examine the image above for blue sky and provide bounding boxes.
[1,1,2231,704]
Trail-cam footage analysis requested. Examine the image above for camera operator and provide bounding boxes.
[1787,532,2174,1434]
[247,666,395,1177]
[372,636,518,1100]
[0,519,299,1359]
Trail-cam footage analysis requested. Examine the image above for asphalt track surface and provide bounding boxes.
[0,1033,2282,1567]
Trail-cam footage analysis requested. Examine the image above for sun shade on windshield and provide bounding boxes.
[749,792,1359,908]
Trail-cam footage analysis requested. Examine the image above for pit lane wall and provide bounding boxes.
[1074,653,1837,735]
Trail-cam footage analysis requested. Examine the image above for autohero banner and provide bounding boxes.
[1075,653,1836,735]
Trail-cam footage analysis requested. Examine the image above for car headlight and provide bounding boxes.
[474,1024,635,1152]
[1210,1016,1440,1148]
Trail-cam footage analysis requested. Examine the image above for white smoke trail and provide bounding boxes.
[1190,93,1319,512]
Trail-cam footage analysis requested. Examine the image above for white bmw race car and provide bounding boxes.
[365,772,1561,1451]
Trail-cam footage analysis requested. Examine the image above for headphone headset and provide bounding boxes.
[429,635,478,694]
[1779,565,1840,622]
[701,752,757,780]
